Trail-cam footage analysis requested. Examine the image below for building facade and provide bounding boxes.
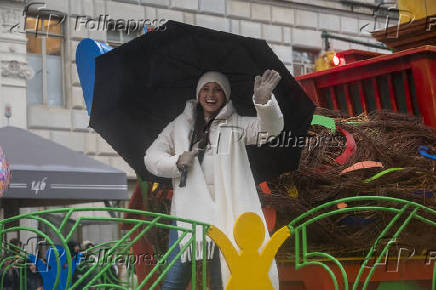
[0,0,391,242]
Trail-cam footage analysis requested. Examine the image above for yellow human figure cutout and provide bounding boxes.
[207,212,291,290]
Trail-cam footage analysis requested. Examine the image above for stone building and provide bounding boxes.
[0,0,390,243]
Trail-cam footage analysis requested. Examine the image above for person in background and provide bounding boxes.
[26,263,43,290]
[1,258,19,290]
[1,238,22,290]
[71,240,105,290]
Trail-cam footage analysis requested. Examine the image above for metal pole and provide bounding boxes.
[321,31,391,51]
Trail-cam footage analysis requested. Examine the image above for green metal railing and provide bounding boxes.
[288,196,436,290]
[0,207,210,289]
[1,196,436,289]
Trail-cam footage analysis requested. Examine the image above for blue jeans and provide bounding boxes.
[162,223,222,290]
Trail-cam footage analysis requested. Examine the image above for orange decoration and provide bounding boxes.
[259,181,275,232]
[259,181,272,194]
[340,161,384,175]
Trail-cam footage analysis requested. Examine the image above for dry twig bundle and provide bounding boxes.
[261,109,436,255]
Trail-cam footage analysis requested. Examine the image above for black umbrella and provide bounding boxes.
[90,20,315,184]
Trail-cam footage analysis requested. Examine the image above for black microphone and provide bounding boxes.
[179,166,188,187]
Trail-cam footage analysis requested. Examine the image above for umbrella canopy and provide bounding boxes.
[90,20,315,184]
[0,127,127,201]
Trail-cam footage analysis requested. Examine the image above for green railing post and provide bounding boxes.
[192,222,197,290]
[302,226,307,264]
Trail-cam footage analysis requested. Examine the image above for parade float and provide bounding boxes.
[266,1,436,288]
[118,4,436,286]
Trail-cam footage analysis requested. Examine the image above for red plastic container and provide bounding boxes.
[296,46,436,130]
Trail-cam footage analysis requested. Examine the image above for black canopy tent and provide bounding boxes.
[0,126,128,220]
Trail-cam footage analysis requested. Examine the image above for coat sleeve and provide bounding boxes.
[242,94,284,146]
[144,120,181,179]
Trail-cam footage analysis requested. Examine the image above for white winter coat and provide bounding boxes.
[144,95,284,288]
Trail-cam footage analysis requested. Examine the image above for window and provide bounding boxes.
[106,21,143,48]
[26,17,64,106]
[107,30,140,47]
[292,48,319,77]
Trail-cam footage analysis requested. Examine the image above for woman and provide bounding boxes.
[145,69,283,289]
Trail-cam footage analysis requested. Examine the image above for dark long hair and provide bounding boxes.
[192,103,206,147]
[191,102,226,163]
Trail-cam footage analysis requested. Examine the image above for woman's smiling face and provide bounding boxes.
[198,82,227,118]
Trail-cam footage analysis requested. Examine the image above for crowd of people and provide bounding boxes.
[1,238,43,290]
[0,238,103,290]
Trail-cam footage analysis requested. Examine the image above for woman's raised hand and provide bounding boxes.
[254,69,281,105]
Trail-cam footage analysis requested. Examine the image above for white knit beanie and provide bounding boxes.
[196,71,231,100]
